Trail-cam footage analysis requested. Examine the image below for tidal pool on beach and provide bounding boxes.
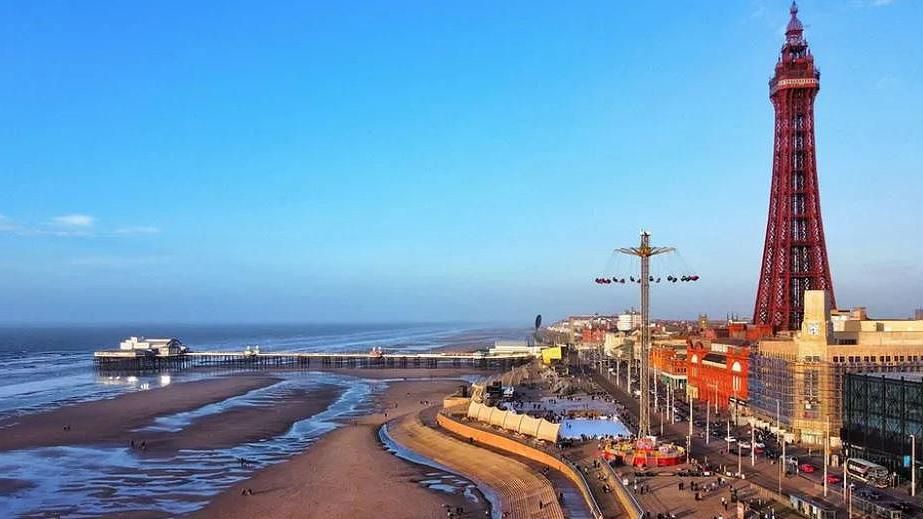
[0,372,373,518]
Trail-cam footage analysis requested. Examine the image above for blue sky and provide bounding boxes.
[1,0,921,324]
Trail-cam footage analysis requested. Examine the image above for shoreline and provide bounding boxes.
[190,378,490,519]
[0,365,502,517]
[0,375,281,453]
[134,384,342,455]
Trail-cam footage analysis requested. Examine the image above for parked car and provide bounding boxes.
[825,474,841,484]
[739,441,752,449]
[799,463,816,473]
[787,456,799,465]
[725,436,737,443]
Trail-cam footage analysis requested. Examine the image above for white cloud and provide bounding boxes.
[112,225,160,235]
[50,214,95,228]
[69,255,171,268]
[0,213,159,238]
[0,214,16,232]
[875,75,902,90]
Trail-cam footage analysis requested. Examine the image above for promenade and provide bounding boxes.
[588,369,831,518]
[388,409,566,519]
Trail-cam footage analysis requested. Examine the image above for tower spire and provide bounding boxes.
[784,1,807,50]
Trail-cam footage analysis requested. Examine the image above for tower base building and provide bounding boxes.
[748,291,923,446]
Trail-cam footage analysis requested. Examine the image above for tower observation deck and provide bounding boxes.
[754,2,835,331]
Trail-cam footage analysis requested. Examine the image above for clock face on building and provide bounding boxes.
[808,323,819,336]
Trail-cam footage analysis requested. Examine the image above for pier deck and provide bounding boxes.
[93,350,534,372]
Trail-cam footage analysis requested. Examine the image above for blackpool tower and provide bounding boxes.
[754,2,835,331]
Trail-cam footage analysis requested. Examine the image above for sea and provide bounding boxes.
[0,322,527,517]
[0,322,526,418]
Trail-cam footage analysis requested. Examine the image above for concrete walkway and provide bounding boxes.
[388,410,566,519]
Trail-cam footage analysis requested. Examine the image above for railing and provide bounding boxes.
[601,462,645,519]
[561,458,604,519]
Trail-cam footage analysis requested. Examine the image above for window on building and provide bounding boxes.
[864,356,870,362]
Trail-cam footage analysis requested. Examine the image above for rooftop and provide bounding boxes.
[855,372,923,383]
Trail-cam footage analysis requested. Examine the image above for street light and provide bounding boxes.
[705,382,730,443]
[843,456,848,502]
[911,433,917,497]
[707,382,718,445]
[737,441,742,477]
[688,394,694,460]
[847,482,854,518]
[616,353,622,386]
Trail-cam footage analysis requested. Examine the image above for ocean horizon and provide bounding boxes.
[0,322,529,418]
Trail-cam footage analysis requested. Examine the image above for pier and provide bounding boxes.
[93,350,535,372]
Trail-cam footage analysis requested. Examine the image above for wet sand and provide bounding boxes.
[137,385,342,454]
[0,375,280,452]
[192,379,486,519]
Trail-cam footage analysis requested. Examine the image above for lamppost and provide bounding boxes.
[911,433,917,497]
[847,482,854,518]
[843,455,848,502]
[688,394,694,460]
[705,391,711,445]
[615,352,621,386]
[737,441,742,477]
[707,381,718,445]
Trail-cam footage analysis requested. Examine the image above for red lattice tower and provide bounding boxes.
[754,2,835,331]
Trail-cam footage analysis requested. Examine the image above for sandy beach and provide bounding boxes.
[191,378,488,519]
[136,384,342,455]
[311,366,487,380]
[0,374,280,452]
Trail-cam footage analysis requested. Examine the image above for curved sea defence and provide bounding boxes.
[386,408,566,519]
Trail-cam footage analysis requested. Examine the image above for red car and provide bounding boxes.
[825,474,841,484]
[799,463,816,473]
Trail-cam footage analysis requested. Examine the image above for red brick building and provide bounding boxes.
[685,339,750,410]
[651,345,688,390]
[580,327,606,344]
